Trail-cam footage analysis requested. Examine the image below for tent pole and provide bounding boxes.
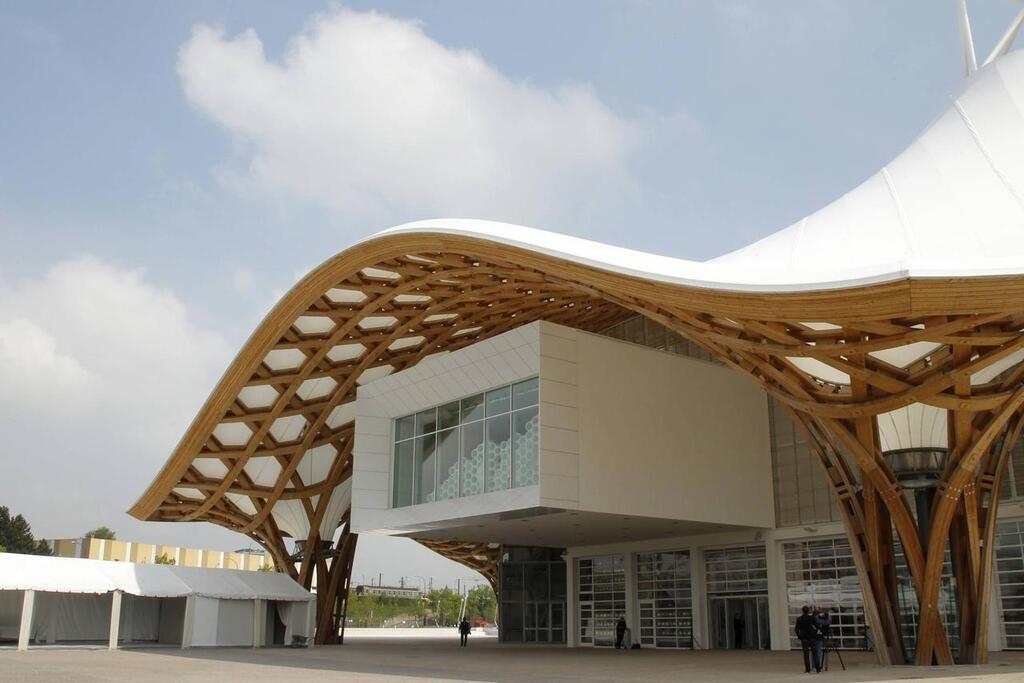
[108,590,122,650]
[181,595,195,649]
[17,590,35,651]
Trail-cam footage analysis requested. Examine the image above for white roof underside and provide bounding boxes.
[0,554,312,601]
[375,50,1024,293]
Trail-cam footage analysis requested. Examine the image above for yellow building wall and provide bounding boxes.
[131,543,155,564]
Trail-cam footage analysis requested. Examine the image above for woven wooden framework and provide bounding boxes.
[130,232,1024,661]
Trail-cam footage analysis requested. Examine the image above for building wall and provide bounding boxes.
[572,329,774,527]
[47,538,273,572]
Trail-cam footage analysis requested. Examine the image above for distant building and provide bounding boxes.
[47,537,274,572]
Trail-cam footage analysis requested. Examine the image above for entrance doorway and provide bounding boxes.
[708,596,769,650]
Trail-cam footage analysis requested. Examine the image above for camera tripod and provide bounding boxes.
[822,639,846,671]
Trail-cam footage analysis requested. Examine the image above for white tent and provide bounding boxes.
[0,553,314,650]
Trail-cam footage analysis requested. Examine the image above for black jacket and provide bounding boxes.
[795,614,819,641]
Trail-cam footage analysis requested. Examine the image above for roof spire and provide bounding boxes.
[960,1,1024,75]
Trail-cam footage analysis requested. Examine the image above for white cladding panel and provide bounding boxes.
[351,321,774,537]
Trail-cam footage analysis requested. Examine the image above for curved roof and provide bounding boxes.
[132,48,1024,574]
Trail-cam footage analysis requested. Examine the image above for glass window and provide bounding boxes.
[437,400,460,431]
[396,415,415,442]
[461,393,485,423]
[512,406,539,487]
[415,434,436,504]
[435,428,460,501]
[460,420,485,497]
[393,378,538,507]
[416,408,437,436]
[512,378,539,409]
[392,440,414,507]
[636,550,692,648]
[485,414,511,492]
[784,538,865,650]
[486,385,511,416]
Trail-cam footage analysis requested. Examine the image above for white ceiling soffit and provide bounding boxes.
[296,376,338,401]
[213,422,252,447]
[271,499,309,540]
[877,403,948,452]
[225,492,258,516]
[296,444,335,486]
[787,356,851,385]
[243,457,282,488]
[971,348,1024,385]
[192,459,229,480]
[326,402,357,429]
[869,342,942,369]
[237,384,278,410]
[317,480,353,540]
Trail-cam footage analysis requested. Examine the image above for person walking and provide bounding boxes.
[615,616,627,649]
[458,617,471,647]
[795,606,821,673]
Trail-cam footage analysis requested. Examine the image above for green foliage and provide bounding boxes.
[0,506,52,556]
[84,526,116,540]
[0,543,6,553]
[464,585,497,623]
[154,553,176,565]
[345,592,426,627]
[257,562,275,572]
[427,588,462,626]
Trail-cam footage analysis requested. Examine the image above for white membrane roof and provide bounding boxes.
[375,50,1024,293]
[0,553,313,601]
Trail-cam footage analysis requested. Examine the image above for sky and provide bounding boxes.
[1,1,1021,587]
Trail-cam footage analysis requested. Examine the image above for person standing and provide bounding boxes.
[458,617,471,647]
[615,616,627,649]
[733,612,745,649]
[795,606,821,673]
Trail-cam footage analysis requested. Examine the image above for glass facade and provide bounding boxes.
[784,538,866,650]
[392,378,538,507]
[768,397,841,527]
[600,315,718,363]
[996,519,1024,649]
[499,546,567,644]
[577,555,626,647]
[705,545,770,650]
[894,539,959,657]
[636,550,693,648]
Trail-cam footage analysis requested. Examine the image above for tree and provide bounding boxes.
[427,588,462,626]
[154,553,176,565]
[84,526,116,540]
[0,506,52,556]
[464,585,497,624]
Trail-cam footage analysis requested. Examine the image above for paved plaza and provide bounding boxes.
[4,638,1024,682]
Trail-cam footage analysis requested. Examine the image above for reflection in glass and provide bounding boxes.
[512,406,539,487]
[437,400,460,431]
[435,428,459,501]
[415,434,436,504]
[396,415,415,442]
[392,440,413,507]
[461,393,485,423]
[416,408,437,435]
[485,414,511,492]
[460,420,485,497]
[485,385,511,416]
[513,377,539,409]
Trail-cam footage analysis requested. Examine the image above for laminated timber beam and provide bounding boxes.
[128,231,1024,662]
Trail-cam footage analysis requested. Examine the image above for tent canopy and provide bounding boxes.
[0,554,312,602]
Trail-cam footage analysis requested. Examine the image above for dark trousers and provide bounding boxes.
[615,632,624,648]
[801,639,822,672]
[460,633,468,646]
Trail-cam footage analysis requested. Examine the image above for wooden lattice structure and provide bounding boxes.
[132,14,1024,661]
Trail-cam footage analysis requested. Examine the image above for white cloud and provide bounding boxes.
[231,265,255,292]
[0,256,238,546]
[177,8,641,224]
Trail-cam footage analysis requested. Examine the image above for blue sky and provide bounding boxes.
[1,1,1020,585]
